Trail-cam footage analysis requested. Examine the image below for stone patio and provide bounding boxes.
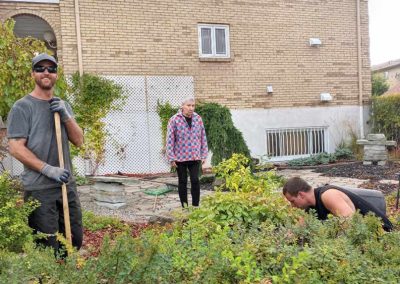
[78,168,387,223]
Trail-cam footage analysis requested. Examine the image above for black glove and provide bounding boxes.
[49,97,72,122]
[41,164,70,183]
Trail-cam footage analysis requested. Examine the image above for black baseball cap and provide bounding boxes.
[32,53,58,69]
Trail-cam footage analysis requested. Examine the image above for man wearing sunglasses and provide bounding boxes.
[7,53,84,255]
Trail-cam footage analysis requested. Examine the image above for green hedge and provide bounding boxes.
[371,94,400,142]
[157,101,250,166]
[1,156,400,283]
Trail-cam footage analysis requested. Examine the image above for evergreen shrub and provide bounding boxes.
[157,101,251,166]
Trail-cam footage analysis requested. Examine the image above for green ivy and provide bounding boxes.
[69,72,126,174]
[156,101,251,166]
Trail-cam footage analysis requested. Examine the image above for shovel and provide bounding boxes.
[54,112,72,245]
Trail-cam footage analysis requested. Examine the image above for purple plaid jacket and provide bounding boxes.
[166,111,208,162]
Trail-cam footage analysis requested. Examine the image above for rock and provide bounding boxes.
[148,215,175,225]
[94,201,127,210]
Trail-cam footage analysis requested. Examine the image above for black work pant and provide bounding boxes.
[24,185,83,255]
[176,160,201,207]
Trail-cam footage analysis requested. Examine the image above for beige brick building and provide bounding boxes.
[1,0,372,172]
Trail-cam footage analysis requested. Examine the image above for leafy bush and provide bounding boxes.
[334,146,354,160]
[213,153,283,194]
[0,19,68,120]
[82,211,128,232]
[287,152,337,167]
[371,94,400,143]
[372,73,389,97]
[196,103,251,166]
[156,102,251,166]
[70,72,125,174]
[2,155,400,283]
[2,213,400,283]
[0,173,38,252]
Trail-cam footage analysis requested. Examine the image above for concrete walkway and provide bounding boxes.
[78,168,386,223]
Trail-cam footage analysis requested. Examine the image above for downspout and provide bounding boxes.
[356,0,364,138]
[74,0,83,75]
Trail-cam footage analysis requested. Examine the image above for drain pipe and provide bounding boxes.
[356,0,364,138]
[74,0,83,75]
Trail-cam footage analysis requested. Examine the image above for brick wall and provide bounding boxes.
[0,2,63,63]
[1,0,371,109]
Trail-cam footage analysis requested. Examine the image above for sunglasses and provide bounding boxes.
[33,66,58,74]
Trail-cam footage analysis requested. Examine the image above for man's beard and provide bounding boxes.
[35,77,55,90]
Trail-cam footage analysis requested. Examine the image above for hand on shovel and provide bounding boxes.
[41,164,70,183]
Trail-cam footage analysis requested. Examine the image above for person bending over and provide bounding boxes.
[282,177,393,231]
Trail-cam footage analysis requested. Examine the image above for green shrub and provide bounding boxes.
[70,72,125,174]
[372,73,389,97]
[212,153,284,194]
[334,146,354,160]
[0,173,38,252]
[2,154,400,283]
[287,152,337,167]
[371,94,400,143]
[156,102,251,166]
[82,211,128,232]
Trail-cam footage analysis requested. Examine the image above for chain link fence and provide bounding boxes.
[6,75,194,176]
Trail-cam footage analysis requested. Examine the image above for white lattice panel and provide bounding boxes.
[74,75,194,175]
[147,76,195,110]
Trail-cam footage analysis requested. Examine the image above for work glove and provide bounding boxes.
[41,164,70,183]
[49,98,72,122]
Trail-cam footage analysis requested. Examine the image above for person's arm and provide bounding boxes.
[321,190,355,217]
[166,117,176,165]
[8,138,45,172]
[63,118,84,147]
[50,98,83,147]
[9,138,70,183]
[199,118,208,162]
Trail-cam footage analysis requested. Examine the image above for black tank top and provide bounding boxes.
[309,185,393,232]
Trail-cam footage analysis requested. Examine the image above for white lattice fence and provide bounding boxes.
[74,75,194,175]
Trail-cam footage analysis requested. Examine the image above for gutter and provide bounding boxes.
[74,0,83,75]
[356,0,364,138]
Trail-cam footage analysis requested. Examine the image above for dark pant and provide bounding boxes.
[176,160,201,207]
[24,185,83,255]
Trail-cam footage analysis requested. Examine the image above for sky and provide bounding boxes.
[368,0,400,66]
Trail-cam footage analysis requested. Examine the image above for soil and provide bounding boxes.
[313,161,400,194]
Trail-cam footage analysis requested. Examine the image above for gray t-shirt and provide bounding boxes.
[7,95,76,191]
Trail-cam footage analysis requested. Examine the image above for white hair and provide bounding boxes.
[181,97,195,106]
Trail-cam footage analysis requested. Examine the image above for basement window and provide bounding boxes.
[198,24,230,59]
[266,127,329,161]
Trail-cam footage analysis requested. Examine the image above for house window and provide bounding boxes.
[198,24,230,58]
[266,127,329,161]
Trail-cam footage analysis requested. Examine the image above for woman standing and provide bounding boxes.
[166,97,208,207]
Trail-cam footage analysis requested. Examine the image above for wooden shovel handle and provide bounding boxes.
[54,112,72,245]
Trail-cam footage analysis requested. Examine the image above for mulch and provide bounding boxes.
[313,161,400,195]
[313,161,400,181]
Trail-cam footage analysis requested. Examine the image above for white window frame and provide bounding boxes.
[198,24,230,58]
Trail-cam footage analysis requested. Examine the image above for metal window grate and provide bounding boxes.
[266,127,328,161]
